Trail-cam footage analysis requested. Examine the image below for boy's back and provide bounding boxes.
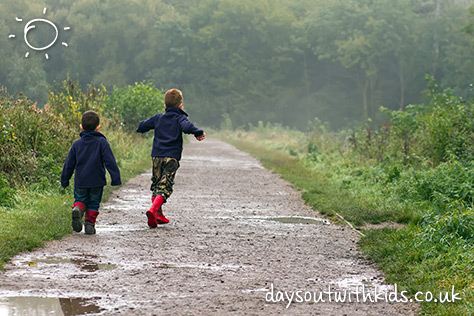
[61,130,121,188]
[136,88,205,228]
[136,106,204,160]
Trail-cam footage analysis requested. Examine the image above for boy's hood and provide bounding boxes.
[79,130,106,139]
[165,107,188,117]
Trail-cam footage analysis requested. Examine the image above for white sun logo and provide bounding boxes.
[8,7,70,60]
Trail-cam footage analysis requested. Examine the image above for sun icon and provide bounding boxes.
[8,7,70,60]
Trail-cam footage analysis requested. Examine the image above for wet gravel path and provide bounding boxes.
[0,138,418,315]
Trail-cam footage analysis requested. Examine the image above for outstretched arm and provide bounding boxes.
[178,116,204,138]
[136,115,157,133]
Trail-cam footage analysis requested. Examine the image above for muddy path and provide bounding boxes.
[0,138,418,315]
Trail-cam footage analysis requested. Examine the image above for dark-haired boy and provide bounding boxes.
[136,88,205,228]
[61,110,121,234]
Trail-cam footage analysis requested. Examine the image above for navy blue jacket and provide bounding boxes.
[136,107,204,160]
[61,131,122,188]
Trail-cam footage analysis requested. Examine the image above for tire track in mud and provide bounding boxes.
[0,138,418,315]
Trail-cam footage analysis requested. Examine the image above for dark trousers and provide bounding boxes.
[74,187,104,212]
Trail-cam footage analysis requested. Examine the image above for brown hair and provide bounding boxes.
[81,110,100,131]
[165,89,183,108]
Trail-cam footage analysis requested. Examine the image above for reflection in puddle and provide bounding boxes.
[153,262,240,271]
[95,224,143,232]
[242,288,269,293]
[23,255,117,272]
[0,296,103,316]
[182,156,263,169]
[243,216,330,225]
[70,258,117,272]
[267,216,330,225]
[329,275,394,295]
[216,216,331,225]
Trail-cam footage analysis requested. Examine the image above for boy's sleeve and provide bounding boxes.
[101,140,122,186]
[136,115,157,133]
[61,144,76,188]
[178,116,204,137]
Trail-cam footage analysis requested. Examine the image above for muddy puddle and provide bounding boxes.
[266,216,331,225]
[222,215,331,225]
[24,255,117,272]
[94,224,144,233]
[153,262,241,271]
[332,275,394,293]
[0,296,102,316]
[182,155,263,169]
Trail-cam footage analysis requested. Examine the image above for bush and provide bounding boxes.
[104,81,164,130]
[352,76,474,167]
[0,94,75,189]
[47,78,106,128]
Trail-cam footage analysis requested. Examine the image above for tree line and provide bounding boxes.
[0,0,473,130]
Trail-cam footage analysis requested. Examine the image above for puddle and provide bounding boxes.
[153,262,241,271]
[154,263,196,270]
[70,258,117,272]
[0,296,103,316]
[182,156,263,169]
[242,288,269,293]
[94,224,143,233]
[239,216,330,225]
[214,216,331,226]
[331,275,394,293]
[267,216,330,225]
[24,256,117,272]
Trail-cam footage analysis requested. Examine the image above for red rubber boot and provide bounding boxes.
[156,207,169,224]
[152,196,169,224]
[84,210,99,235]
[72,202,85,232]
[146,195,163,228]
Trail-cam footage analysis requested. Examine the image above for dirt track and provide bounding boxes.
[0,138,418,315]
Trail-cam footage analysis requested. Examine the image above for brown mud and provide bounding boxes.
[0,138,418,315]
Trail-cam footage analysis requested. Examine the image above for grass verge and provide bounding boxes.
[228,139,350,224]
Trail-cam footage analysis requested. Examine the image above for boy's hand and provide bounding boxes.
[195,133,206,141]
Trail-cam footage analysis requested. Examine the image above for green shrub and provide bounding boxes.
[104,81,164,130]
[418,77,474,165]
[0,94,75,189]
[352,76,474,167]
[47,77,106,128]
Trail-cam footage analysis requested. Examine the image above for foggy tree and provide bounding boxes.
[0,0,473,129]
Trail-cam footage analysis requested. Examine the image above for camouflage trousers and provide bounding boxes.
[151,157,180,202]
